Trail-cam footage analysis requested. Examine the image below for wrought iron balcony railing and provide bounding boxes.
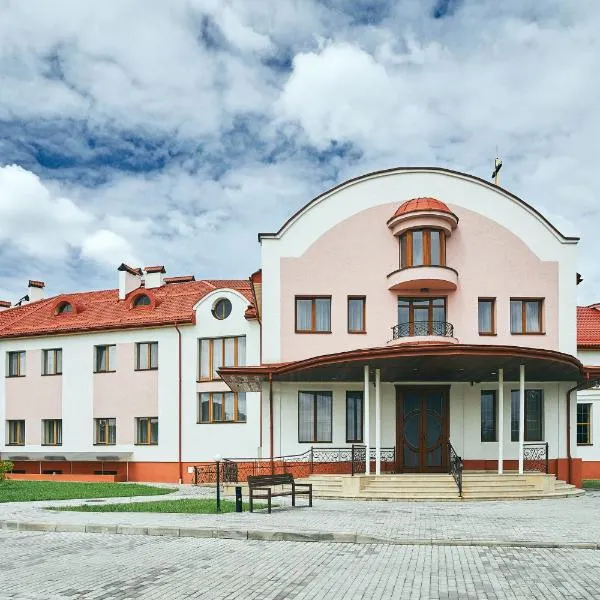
[392,320,454,339]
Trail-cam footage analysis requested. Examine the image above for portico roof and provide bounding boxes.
[219,344,584,392]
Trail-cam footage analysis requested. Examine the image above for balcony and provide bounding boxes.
[389,321,458,345]
[387,266,458,292]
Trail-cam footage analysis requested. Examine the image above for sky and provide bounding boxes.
[0,0,599,304]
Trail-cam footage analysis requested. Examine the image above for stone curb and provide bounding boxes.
[2,519,599,550]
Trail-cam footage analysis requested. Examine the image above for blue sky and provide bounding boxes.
[0,0,599,303]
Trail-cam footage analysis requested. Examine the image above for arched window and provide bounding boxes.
[212,298,232,320]
[399,229,446,268]
[55,302,73,315]
[132,294,151,307]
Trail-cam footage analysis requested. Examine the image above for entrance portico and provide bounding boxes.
[221,343,583,483]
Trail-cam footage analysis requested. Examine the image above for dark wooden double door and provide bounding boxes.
[396,387,449,473]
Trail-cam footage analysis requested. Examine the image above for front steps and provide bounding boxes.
[297,472,583,501]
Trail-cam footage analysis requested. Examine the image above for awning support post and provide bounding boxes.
[498,368,504,475]
[375,368,381,476]
[518,364,525,475]
[364,365,370,475]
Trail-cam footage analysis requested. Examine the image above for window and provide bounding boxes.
[94,345,116,373]
[199,336,246,380]
[55,301,73,314]
[136,417,158,445]
[347,296,366,333]
[42,349,62,375]
[346,391,363,443]
[400,229,446,268]
[511,389,544,441]
[42,419,62,445]
[7,420,25,445]
[480,391,497,442]
[94,418,116,445]
[478,299,496,335]
[198,392,247,423]
[136,342,158,370]
[212,298,232,320]
[295,297,331,333]
[510,299,543,334]
[577,403,592,445]
[132,294,151,307]
[397,297,446,335]
[7,351,25,377]
[298,391,333,443]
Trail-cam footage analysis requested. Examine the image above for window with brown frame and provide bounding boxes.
[197,392,247,423]
[94,418,116,445]
[94,345,116,373]
[42,349,62,375]
[7,420,25,445]
[295,296,331,333]
[135,417,158,445]
[6,351,26,377]
[399,229,446,268]
[346,391,363,443]
[347,296,366,333]
[42,419,62,446]
[511,389,543,441]
[136,342,158,370]
[510,299,544,334]
[298,391,333,443]
[199,337,246,381]
[397,297,447,335]
[478,298,496,335]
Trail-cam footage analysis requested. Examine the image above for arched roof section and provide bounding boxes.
[258,167,579,245]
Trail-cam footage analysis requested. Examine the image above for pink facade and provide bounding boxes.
[4,349,62,446]
[93,343,158,445]
[280,203,559,362]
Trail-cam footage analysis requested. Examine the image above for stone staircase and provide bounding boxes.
[297,472,583,501]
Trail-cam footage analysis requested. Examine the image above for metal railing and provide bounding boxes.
[392,321,454,339]
[448,441,463,497]
[192,445,396,485]
[523,442,549,474]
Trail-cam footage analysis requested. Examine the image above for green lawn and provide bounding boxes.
[582,480,600,489]
[53,498,258,514]
[0,480,174,503]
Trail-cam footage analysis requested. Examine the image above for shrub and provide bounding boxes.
[0,460,14,482]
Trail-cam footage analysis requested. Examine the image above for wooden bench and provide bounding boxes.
[247,473,312,513]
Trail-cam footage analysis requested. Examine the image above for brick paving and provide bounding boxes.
[2,530,600,599]
[2,486,600,545]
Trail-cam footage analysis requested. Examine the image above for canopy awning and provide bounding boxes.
[220,343,584,392]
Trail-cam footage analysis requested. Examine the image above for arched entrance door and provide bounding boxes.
[396,386,449,472]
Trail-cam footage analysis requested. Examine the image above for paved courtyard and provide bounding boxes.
[2,529,600,600]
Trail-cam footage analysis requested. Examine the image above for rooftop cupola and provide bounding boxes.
[386,197,458,237]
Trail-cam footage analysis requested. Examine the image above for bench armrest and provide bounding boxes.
[249,486,272,494]
[292,483,312,490]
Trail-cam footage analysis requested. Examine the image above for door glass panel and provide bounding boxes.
[426,446,442,467]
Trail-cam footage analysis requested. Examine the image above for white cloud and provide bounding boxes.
[80,229,140,268]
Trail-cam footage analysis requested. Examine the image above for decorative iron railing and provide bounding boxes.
[392,321,454,339]
[523,442,549,474]
[448,441,463,497]
[192,445,396,485]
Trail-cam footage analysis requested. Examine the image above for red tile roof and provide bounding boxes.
[392,197,453,218]
[144,266,166,273]
[164,275,195,283]
[0,280,254,339]
[117,263,142,276]
[577,305,600,348]
[28,280,45,289]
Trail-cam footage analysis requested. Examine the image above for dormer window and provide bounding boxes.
[400,229,446,268]
[55,301,73,315]
[132,294,151,307]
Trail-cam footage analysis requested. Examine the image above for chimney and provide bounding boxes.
[28,280,45,302]
[117,263,142,300]
[0,300,11,312]
[143,265,166,289]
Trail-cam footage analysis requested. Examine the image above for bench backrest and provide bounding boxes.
[247,473,294,488]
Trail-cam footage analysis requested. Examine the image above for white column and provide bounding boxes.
[497,368,504,475]
[364,365,370,475]
[518,364,525,475]
[375,368,381,475]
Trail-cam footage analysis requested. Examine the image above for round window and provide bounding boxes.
[212,298,232,320]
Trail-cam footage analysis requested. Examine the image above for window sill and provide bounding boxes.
[41,373,62,377]
[134,443,158,446]
[6,443,25,446]
[41,444,62,447]
[93,443,117,446]
[134,368,159,372]
[510,332,546,336]
[481,440,498,443]
[478,333,497,337]
[197,421,247,425]
[298,441,333,444]
[577,443,593,446]
[346,440,363,444]
[348,331,367,335]
[93,370,117,374]
[295,331,332,335]
[197,378,223,383]
[5,375,25,378]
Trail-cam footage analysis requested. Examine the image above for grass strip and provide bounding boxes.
[0,480,173,503]
[52,498,261,513]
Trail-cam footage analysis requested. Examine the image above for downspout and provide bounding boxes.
[175,323,183,484]
[269,372,274,460]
